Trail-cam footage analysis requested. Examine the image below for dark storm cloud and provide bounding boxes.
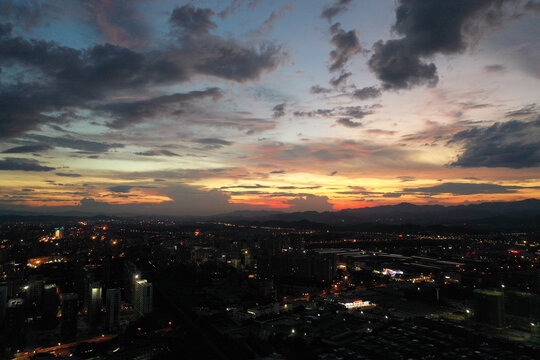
[0,34,187,92]
[330,71,352,87]
[168,4,285,82]
[449,119,540,168]
[336,118,362,128]
[277,185,321,190]
[186,37,283,82]
[25,135,123,153]
[56,172,82,177]
[328,22,363,72]
[293,109,334,117]
[0,23,12,37]
[220,184,268,189]
[194,138,234,150]
[2,144,53,153]
[368,39,438,90]
[484,64,506,72]
[524,0,540,13]
[460,102,492,110]
[368,0,513,90]
[108,185,133,193]
[293,106,372,119]
[101,88,223,129]
[310,85,332,94]
[321,0,354,21]
[0,157,55,171]
[505,103,537,117]
[0,0,53,31]
[169,4,217,36]
[398,176,416,182]
[40,183,234,217]
[352,86,382,100]
[383,192,402,198]
[227,190,314,197]
[0,26,187,137]
[135,150,181,157]
[0,9,283,138]
[342,106,372,119]
[195,138,234,146]
[403,182,522,195]
[272,103,286,118]
[0,84,66,139]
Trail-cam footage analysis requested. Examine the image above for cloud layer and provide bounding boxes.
[368,0,513,89]
[450,119,540,168]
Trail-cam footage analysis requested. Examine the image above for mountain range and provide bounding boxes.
[1,199,539,230]
[210,199,540,230]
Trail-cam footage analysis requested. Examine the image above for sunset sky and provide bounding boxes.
[1,0,539,216]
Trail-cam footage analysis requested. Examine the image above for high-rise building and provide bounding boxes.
[505,290,540,321]
[123,261,137,302]
[26,279,44,308]
[6,267,24,298]
[102,256,124,290]
[40,284,58,329]
[474,289,504,327]
[247,277,274,299]
[54,227,64,239]
[0,282,7,324]
[88,282,102,330]
[106,288,121,330]
[258,252,336,284]
[81,269,93,310]
[134,280,152,316]
[131,274,140,305]
[60,293,78,343]
[5,298,25,352]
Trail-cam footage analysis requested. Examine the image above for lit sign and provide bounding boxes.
[383,268,404,276]
[340,300,375,309]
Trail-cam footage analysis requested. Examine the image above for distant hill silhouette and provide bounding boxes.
[1,199,539,230]
[211,199,540,230]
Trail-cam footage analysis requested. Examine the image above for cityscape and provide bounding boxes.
[0,207,540,359]
[1,0,540,359]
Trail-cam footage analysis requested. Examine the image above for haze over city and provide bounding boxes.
[0,0,539,216]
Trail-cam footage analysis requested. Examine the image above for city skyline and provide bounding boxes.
[1,0,539,216]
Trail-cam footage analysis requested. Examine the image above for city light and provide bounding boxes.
[1,1,539,359]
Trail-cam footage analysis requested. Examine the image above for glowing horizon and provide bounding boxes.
[1,1,539,216]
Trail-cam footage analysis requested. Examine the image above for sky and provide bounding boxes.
[0,0,539,216]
